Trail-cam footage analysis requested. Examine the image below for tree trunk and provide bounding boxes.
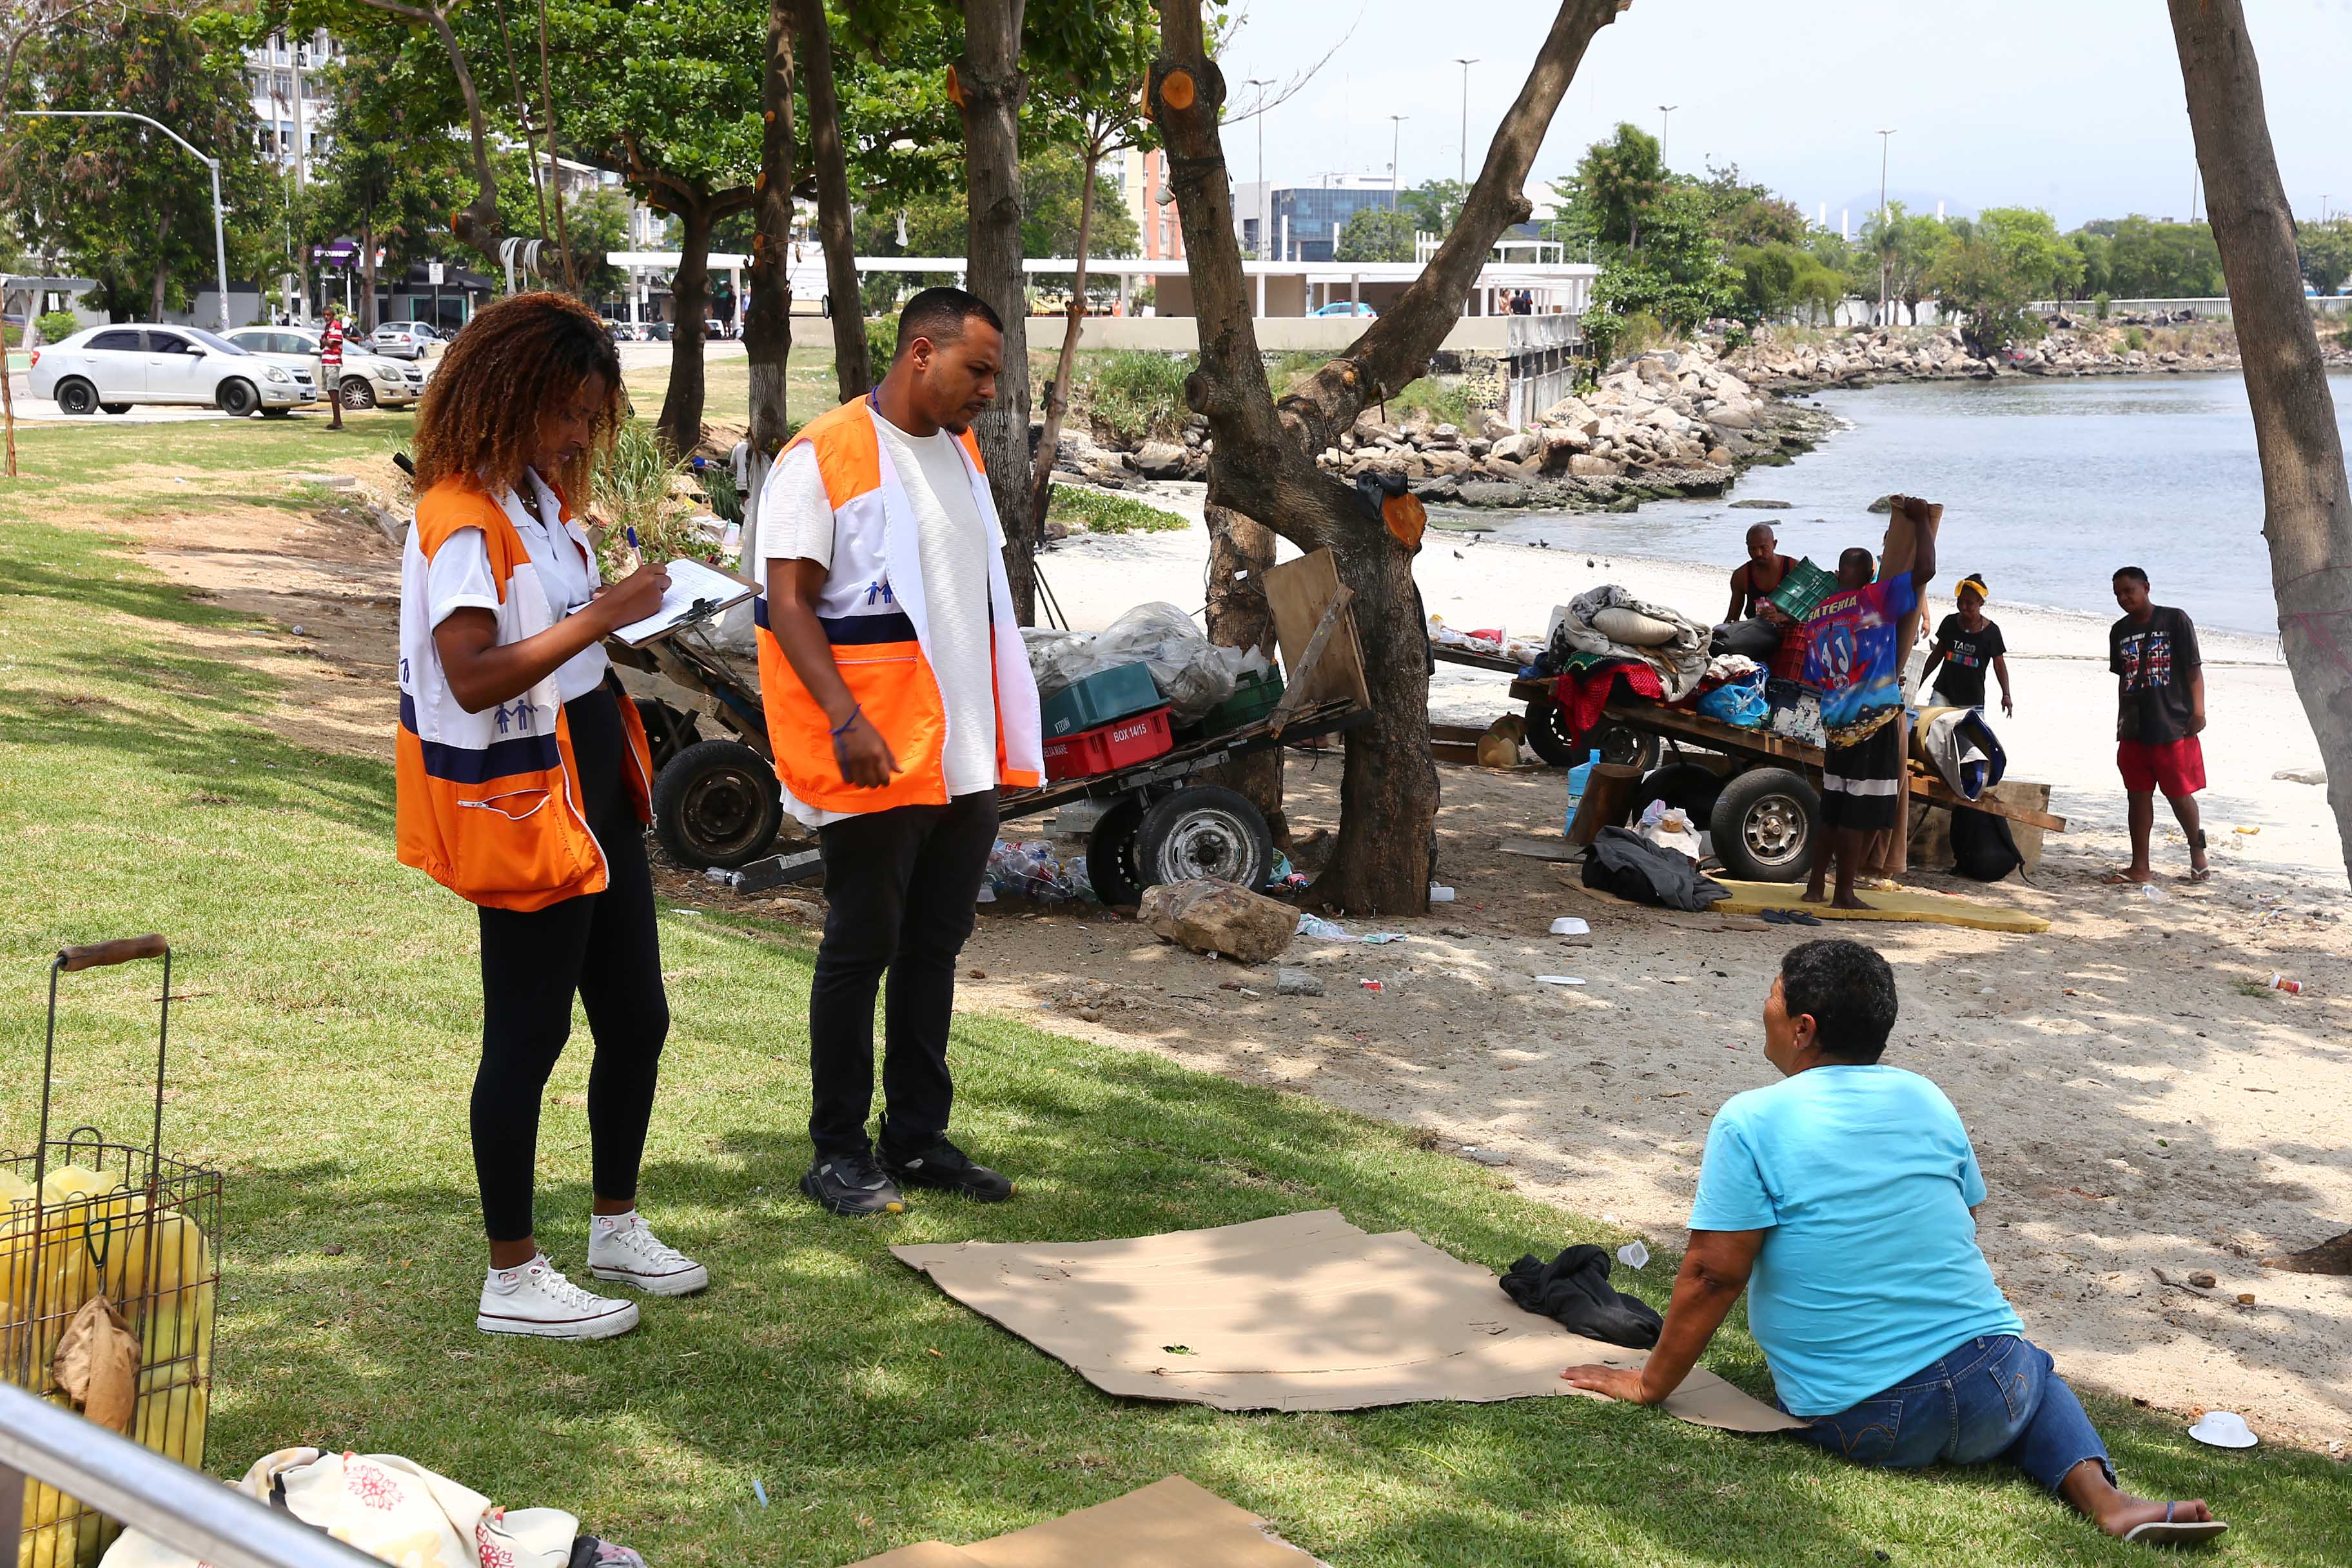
[1202,502,1288,848]
[2168,0,2352,867]
[533,0,577,293]
[745,0,797,464]
[402,2,506,265]
[660,198,715,459]
[1153,0,1626,913]
[956,0,1035,622]
[796,0,869,402]
[360,201,378,332]
[1028,127,1102,535]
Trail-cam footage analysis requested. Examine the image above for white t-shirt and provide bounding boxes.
[424,469,609,702]
[761,408,998,821]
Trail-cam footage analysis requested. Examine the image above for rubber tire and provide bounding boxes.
[54,378,97,416]
[1085,797,1147,908]
[1134,785,1275,894]
[1631,762,1727,827]
[1709,767,1821,884]
[215,378,260,417]
[99,402,132,415]
[631,697,701,774]
[1524,696,1580,766]
[339,378,376,410]
[652,738,782,869]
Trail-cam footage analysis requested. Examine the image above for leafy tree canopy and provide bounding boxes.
[1333,206,1415,264]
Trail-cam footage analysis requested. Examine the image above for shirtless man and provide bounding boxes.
[1725,524,1799,623]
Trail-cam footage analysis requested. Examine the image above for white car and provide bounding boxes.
[224,326,427,410]
[367,322,446,360]
[28,324,317,416]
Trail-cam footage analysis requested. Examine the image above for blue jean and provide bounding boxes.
[1785,1335,2114,1493]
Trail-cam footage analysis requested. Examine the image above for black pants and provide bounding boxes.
[472,685,669,1244]
[808,790,998,1161]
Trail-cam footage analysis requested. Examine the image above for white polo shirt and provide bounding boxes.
[424,468,609,702]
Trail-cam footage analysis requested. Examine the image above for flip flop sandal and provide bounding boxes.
[1759,908,1823,926]
[2100,872,2151,885]
[2121,1502,2228,1546]
[2186,865,2213,883]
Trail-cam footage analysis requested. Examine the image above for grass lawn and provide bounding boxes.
[2,421,2347,1567]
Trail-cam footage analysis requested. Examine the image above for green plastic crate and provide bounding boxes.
[1201,668,1286,738]
[1041,662,1162,738]
[1765,557,1839,623]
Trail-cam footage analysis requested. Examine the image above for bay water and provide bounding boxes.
[1484,371,2352,638]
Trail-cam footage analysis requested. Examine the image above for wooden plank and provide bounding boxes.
[1262,549,1372,712]
[1268,583,1355,737]
[1567,763,1642,845]
[1430,643,1522,673]
[1430,723,1488,742]
[1431,740,1480,764]
[1602,701,1827,768]
[1912,769,2069,832]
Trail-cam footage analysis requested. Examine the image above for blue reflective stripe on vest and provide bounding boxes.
[819,610,917,645]
[400,692,562,783]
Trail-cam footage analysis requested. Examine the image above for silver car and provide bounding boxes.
[225,327,427,409]
[367,322,446,361]
[27,325,315,416]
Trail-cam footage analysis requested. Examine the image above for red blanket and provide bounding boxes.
[1555,662,1666,734]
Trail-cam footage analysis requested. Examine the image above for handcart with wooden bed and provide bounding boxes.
[607,549,1373,903]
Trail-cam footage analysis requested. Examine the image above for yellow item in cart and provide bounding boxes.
[38,1170,131,1244]
[1,1171,37,1322]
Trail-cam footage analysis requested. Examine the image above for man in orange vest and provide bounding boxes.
[755,287,1044,1217]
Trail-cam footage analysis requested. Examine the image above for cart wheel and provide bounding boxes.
[1086,798,1147,907]
[1709,767,1821,883]
[652,738,781,868]
[632,696,701,773]
[1523,697,1579,766]
[1631,762,1726,827]
[1135,786,1275,894]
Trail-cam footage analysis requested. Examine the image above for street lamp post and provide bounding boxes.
[1246,78,1272,259]
[1389,115,1408,212]
[1658,104,1677,165]
[1876,128,1897,328]
[19,109,231,331]
[1454,59,1478,188]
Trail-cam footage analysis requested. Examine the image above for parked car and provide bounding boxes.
[1309,301,1378,318]
[367,322,446,360]
[223,326,427,410]
[28,324,317,416]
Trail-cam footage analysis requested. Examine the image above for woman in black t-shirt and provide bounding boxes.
[1920,575,2012,714]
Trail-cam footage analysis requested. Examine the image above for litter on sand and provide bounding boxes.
[1536,975,1587,986]
[1295,914,1403,944]
[1549,917,1591,936]
[1617,1240,1651,1270]
[1429,885,1457,903]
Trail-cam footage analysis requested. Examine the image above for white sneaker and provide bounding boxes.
[587,1211,710,1297]
[476,1254,640,1340]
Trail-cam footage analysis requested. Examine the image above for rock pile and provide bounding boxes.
[1719,321,2352,389]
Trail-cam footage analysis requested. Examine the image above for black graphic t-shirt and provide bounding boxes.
[2108,606,2202,744]
[1930,614,2006,709]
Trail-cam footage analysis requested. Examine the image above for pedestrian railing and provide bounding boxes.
[0,1381,383,1568]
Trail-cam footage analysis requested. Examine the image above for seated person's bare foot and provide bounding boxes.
[2095,1493,2220,1542]
[2061,1458,2224,1543]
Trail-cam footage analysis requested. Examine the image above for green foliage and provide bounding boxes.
[1334,206,1416,264]
[1021,146,1142,297]
[1398,179,1468,239]
[1929,208,2081,351]
[1587,183,1740,339]
[865,314,899,371]
[2075,215,2225,299]
[1386,375,1473,429]
[2124,326,2147,352]
[35,310,79,346]
[1556,122,1665,253]
[2093,291,2113,320]
[593,418,691,569]
[1856,202,1949,322]
[1073,349,1193,444]
[2297,219,2352,298]
[1046,485,1187,534]
[700,460,743,525]
[0,11,280,320]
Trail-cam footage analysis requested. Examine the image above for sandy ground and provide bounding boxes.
[89,467,2352,1456]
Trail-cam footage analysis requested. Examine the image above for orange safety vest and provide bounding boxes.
[395,476,652,911]
[752,395,1044,817]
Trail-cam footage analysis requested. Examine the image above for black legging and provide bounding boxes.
[471,684,669,1244]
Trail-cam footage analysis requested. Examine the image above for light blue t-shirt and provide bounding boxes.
[1689,1064,2024,1416]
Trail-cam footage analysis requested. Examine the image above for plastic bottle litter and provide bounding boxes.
[2266,973,2304,994]
[703,866,743,887]
[1428,885,1456,903]
[1535,975,1586,986]
[984,839,1092,903]
[1549,917,1591,936]
[1616,1240,1651,1270]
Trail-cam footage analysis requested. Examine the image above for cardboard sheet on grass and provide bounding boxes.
[848,1476,1320,1568]
[1710,878,2050,934]
[892,1210,1796,1432]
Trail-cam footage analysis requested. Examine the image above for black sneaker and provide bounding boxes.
[800,1152,906,1217]
[882,1139,1013,1202]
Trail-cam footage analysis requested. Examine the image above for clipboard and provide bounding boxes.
[607,558,760,647]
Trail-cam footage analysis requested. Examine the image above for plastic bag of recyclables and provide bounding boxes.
[1022,603,1269,722]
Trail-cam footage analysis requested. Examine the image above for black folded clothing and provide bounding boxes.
[1500,1244,1664,1348]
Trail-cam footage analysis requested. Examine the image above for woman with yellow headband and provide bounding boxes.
[1919,575,2013,716]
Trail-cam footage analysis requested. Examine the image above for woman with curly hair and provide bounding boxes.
[395,290,705,1339]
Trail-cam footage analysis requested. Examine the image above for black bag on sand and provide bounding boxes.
[1500,1245,1663,1349]
[1949,806,2024,882]
[1582,825,1729,912]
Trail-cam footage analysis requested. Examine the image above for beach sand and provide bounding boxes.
[1008,482,2352,1449]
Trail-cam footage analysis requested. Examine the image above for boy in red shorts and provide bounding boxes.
[2106,567,2209,883]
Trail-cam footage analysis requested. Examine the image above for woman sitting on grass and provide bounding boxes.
[395,290,705,1340]
[1562,939,2224,1547]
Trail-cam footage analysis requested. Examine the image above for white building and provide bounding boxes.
[246,28,338,185]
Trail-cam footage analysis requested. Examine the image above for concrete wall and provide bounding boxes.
[1060,314,1524,355]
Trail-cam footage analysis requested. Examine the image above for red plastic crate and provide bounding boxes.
[1042,705,1175,781]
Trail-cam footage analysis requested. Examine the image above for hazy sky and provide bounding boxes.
[1216,0,2352,230]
